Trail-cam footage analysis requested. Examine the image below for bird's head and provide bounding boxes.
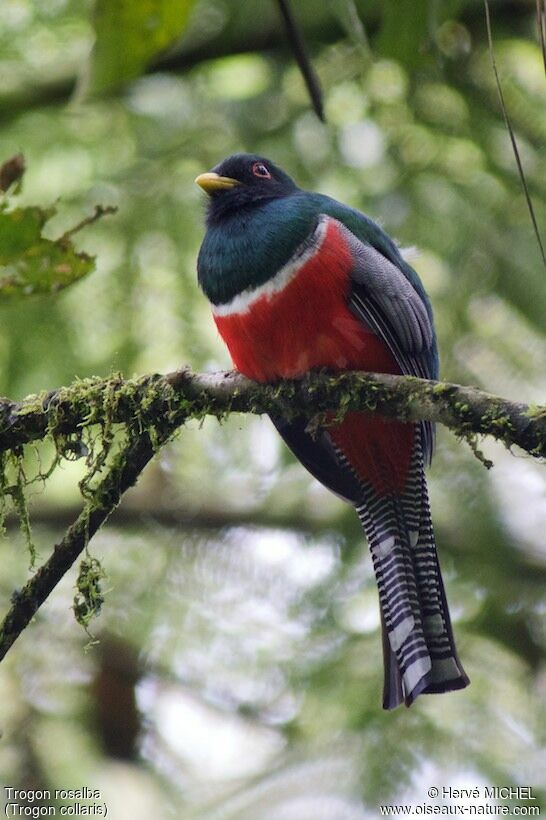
[195,153,298,224]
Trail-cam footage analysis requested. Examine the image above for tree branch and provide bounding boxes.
[0,428,173,662]
[0,366,543,665]
[0,368,544,457]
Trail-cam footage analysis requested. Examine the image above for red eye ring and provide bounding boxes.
[252,162,272,179]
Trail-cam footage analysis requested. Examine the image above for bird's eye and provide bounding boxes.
[252,162,272,179]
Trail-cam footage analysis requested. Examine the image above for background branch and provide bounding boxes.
[275,0,324,120]
[0,1,533,121]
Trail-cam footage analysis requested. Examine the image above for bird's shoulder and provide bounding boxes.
[309,193,434,318]
[308,193,405,268]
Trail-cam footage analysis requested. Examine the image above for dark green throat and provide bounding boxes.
[197,192,319,306]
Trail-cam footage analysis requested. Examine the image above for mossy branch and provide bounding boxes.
[0,366,544,665]
[0,367,544,457]
[0,427,174,662]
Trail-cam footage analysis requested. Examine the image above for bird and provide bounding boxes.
[195,153,469,709]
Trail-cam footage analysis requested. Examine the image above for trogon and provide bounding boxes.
[195,153,469,709]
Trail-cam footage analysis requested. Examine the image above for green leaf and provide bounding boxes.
[0,206,95,298]
[85,0,197,95]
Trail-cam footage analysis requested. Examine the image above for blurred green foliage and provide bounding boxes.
[86,0,198,95]
[0,1,544,818]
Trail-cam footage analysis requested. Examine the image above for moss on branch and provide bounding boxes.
[0,426,173,662]
[0,367,544,458]
[0,365,543,666]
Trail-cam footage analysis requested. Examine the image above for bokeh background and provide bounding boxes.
[0,1,545,817]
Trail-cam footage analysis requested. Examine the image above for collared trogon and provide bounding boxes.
[195,153,469,709]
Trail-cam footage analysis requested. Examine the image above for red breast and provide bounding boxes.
[213,217,413,493]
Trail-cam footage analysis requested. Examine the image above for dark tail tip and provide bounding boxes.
[381,618,470,710]
[404,668,471,708]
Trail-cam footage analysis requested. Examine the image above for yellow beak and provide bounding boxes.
[195,172,241,193]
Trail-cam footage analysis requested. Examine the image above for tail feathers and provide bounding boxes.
[356,490,433,709]
[401,432,469,699]
[356,429,469,709]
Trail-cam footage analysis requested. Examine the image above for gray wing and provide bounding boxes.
[338,224,437,461]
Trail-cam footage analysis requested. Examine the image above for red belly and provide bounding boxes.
[213,219,413,493]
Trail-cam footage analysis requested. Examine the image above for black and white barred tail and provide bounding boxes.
[355,428,469,708]
[271,414,469,709]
